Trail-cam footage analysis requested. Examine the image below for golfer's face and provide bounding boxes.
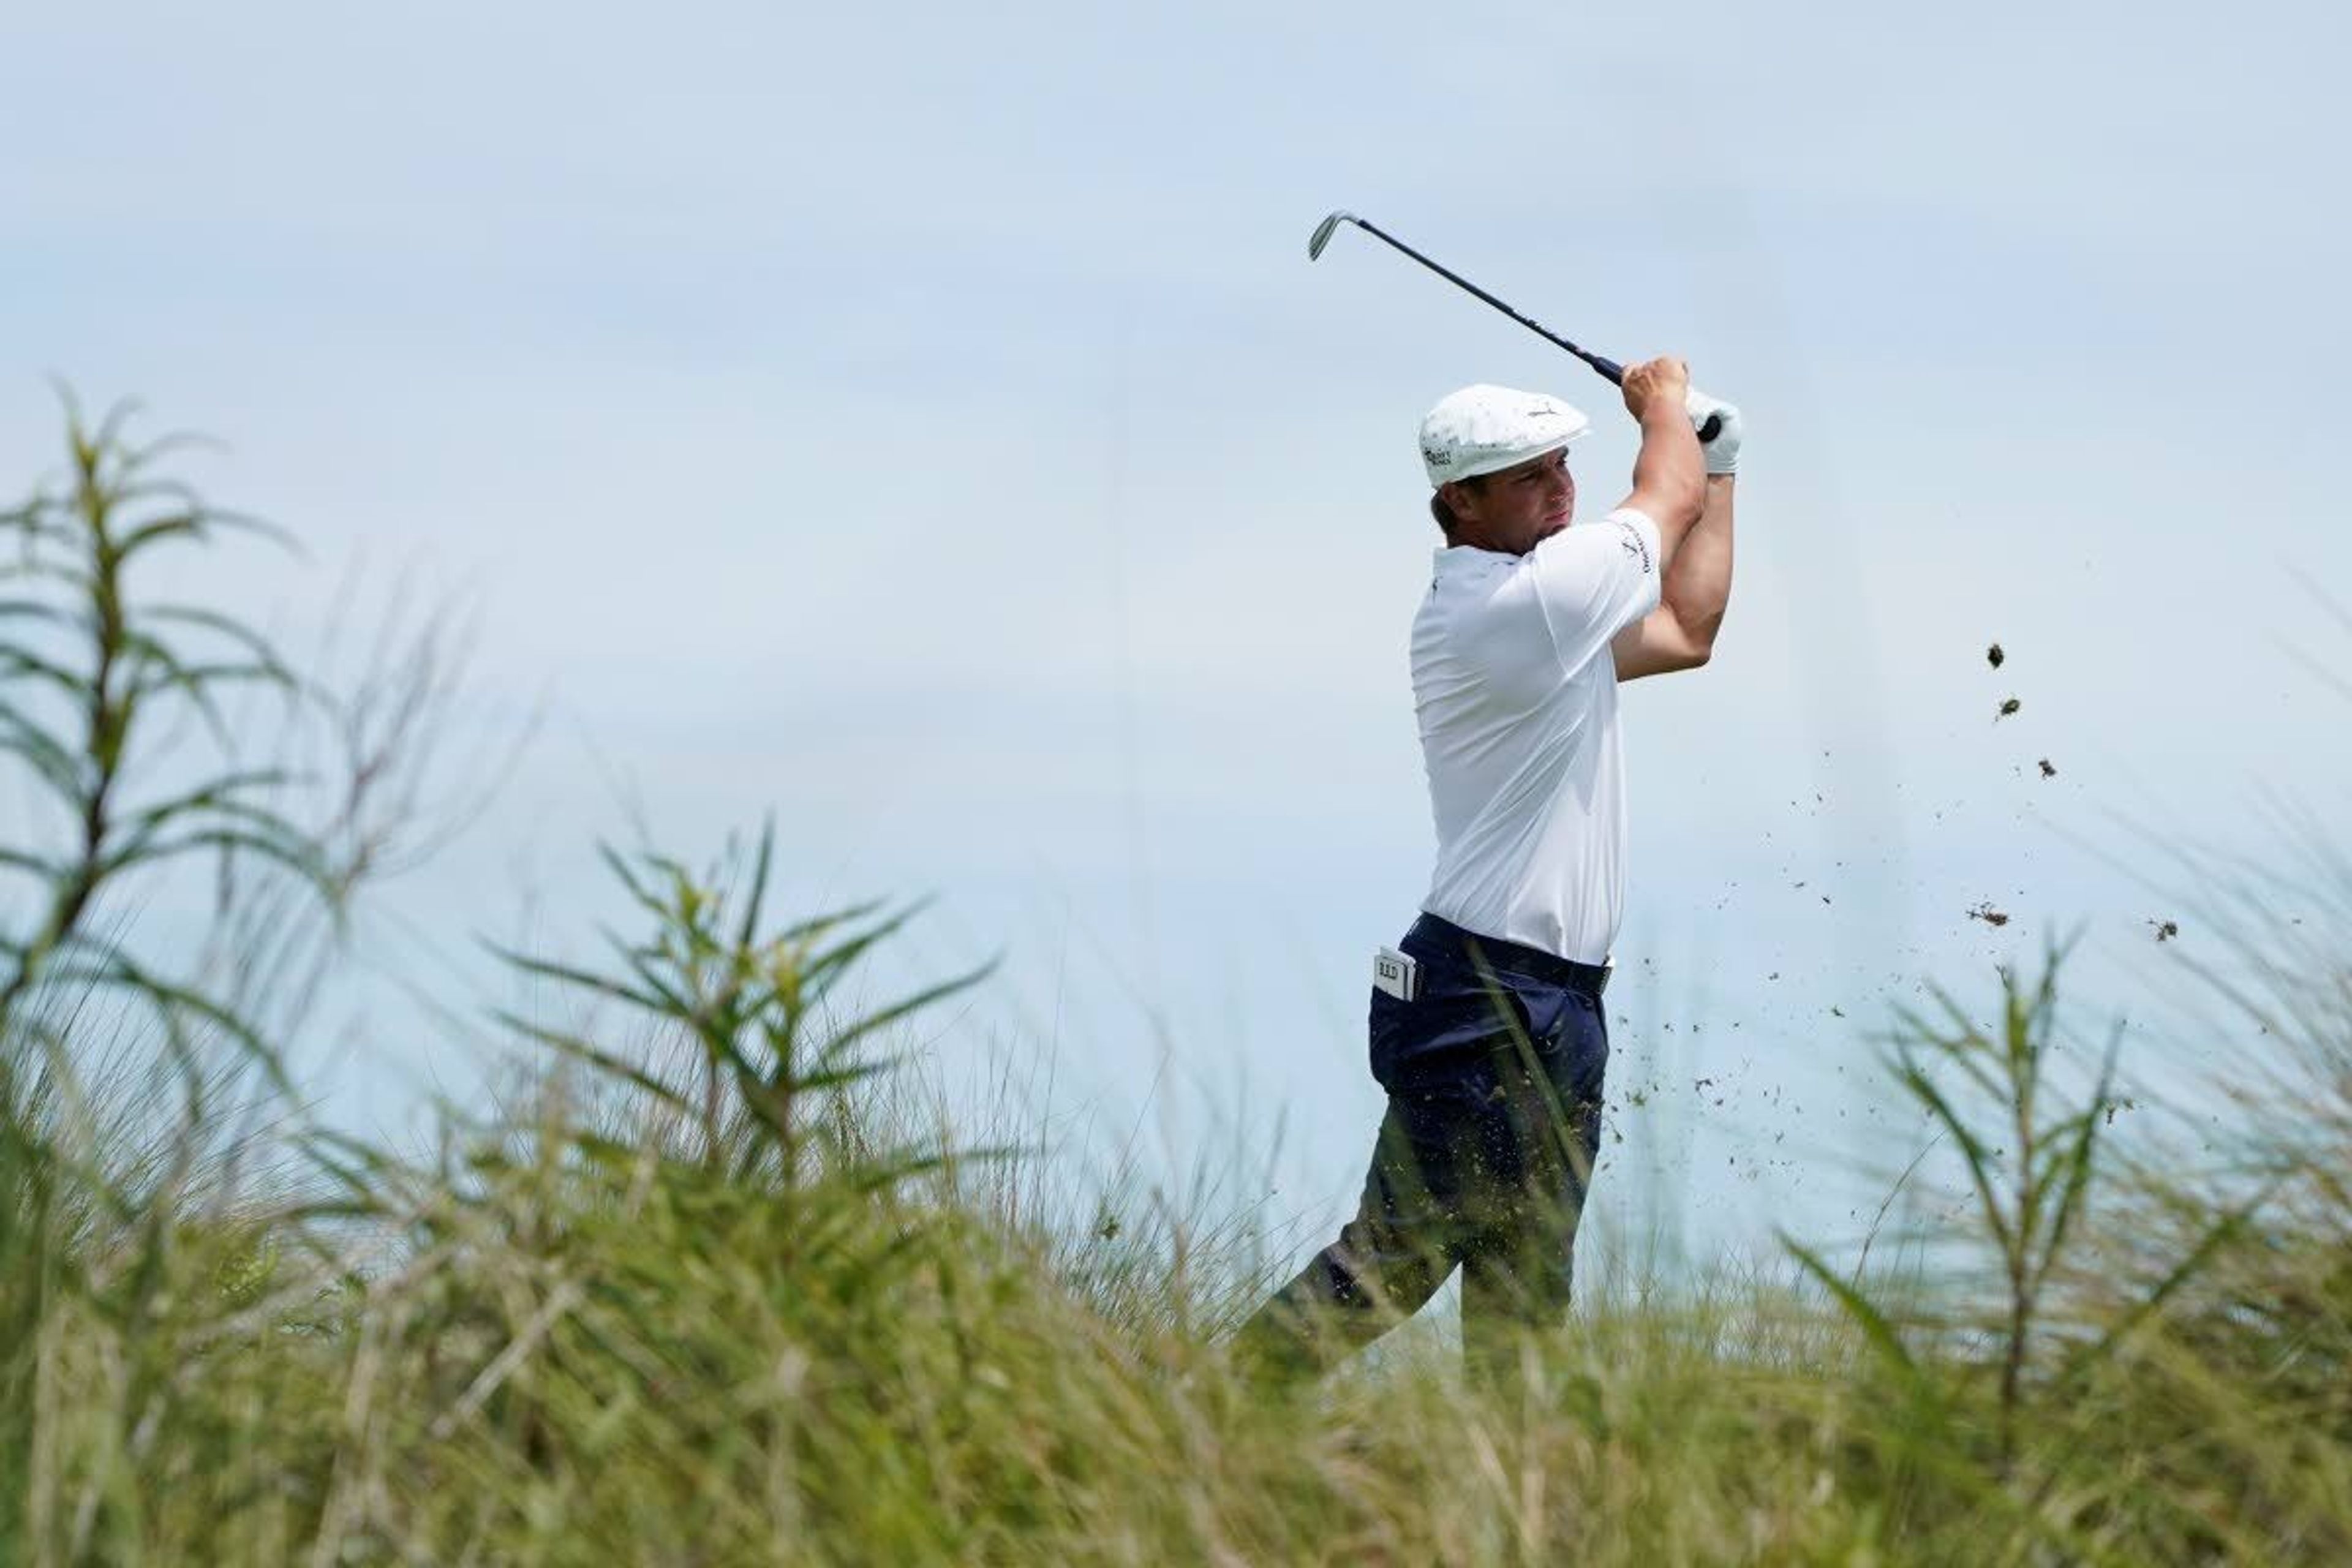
[1487,448,1576,550]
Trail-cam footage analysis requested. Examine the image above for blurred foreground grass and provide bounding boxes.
[3,407,2347,1564]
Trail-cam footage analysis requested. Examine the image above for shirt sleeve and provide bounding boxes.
[1526,506,1664,675]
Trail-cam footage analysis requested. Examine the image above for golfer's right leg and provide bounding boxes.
[1231,1098,1461,1381]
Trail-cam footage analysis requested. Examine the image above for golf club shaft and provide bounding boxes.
[1343,216,1622,382]
[1322,214,1722,443]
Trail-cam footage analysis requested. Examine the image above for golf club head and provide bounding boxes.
[1307,211,1354,261]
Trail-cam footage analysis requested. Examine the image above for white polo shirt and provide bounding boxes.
[1411,506,1664,964]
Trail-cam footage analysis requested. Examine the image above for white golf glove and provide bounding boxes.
[1686,387,1743,475]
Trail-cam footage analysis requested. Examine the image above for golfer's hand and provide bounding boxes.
[1620,357,1691,421]
[1686,388,1743,475]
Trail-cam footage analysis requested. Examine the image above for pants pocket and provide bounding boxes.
[1367,965,1517,1090]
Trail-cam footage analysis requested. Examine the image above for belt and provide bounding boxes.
[1410,913,1613,998]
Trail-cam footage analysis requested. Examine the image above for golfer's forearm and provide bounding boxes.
[1630,402,1705,556]
[1659,475,1735,646]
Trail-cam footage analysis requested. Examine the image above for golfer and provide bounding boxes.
[1236,357,1740,1395]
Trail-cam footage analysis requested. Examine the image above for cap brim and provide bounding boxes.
[1441,437,1579,484]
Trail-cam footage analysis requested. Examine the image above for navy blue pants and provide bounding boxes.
[1235,913,1611,1393]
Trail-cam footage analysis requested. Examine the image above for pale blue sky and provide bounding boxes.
[6,0,2350,1275]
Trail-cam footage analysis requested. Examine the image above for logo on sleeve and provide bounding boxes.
[1613,518,1654,575]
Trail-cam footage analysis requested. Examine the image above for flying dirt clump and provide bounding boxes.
[1968,902,2011,928]
[2150,919,2179,943]
[2038,758,2057,778]
[1997,698,2021,720]
[1987,642,2006,668]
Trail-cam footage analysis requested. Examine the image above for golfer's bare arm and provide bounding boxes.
[1612,352,1705,554]
[1615,472,1733,680]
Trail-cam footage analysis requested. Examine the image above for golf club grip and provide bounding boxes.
[1596,354,1723,440]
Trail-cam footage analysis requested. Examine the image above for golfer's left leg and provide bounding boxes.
[1230,1085,1485,1380]
[1458,989,1610,1395]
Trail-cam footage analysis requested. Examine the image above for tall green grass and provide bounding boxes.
[3,404,2346,1564]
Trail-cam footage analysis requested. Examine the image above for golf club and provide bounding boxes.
[1308,211,1723,443]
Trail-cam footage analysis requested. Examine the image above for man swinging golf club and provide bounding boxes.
[1236,357,1741,1397]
